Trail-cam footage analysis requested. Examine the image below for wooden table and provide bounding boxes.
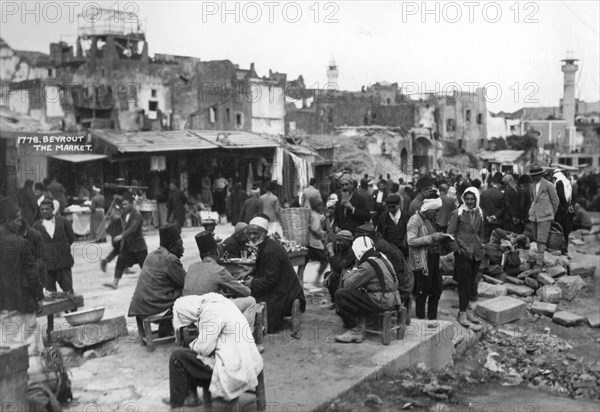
[37,295,84,340]
[220,250,308,284]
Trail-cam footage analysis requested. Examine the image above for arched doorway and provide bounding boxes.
[400,148,408,174]
[413,136,433,173]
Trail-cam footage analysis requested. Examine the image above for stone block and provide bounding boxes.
[529,301,557,317]
[483,274,504,285]
[478,282,507,298]
[518,268,540,280]
[475,296,527,325]
[547,265,567,278]
[506,284,535,297]
[536,285,562,303]
[506,276,524,285]
[587,313,600,328]
[525,277,539,289]
[552,311,585,327]
[536,272,555,286]
[570,266,596,278]
[49,316,128,349]
[555,276,586,301]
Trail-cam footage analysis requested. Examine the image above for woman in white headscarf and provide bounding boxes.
[552,170,573,249]
[163,294,263,408]
[406,196,449,320]
[447,187,484,331]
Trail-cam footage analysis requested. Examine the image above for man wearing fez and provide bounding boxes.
[34,198,76,294]
[104,191,148,289]
[185,232,258,327]
[242,214,306,333]
[128,224,186,336]
[0,198,45,356]
[333,172,371,233]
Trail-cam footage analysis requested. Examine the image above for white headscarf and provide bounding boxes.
[458,187,484,218]
[326,193,338,208]
[420,197,442,212]
[553,170,572,203]
[352,236,374,260]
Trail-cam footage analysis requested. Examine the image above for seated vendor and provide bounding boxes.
[164,294,263,409]
[242,214,306,333]
[334,236,402,343]
[194,219,217,255]
[323,230,356,309]
[221,222,248,258]
[185,233,257,327]
[127,224,186,335]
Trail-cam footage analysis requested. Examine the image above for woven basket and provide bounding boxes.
[279,208,311,246]
[546,222,565,250]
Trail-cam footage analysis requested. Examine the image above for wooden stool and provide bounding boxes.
[201,370,266,412]
[136,312,176,352]
[254,302,268,344]
[364,306,407,345]
[404,296,413,326]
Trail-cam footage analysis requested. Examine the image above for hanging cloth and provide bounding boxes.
[246,163,254,195]
[289,152,308,189]
[270,148,284,185]
[151,155,166,171]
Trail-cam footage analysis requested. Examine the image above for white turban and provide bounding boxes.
[420,197,443,212]
[326,193,338,208]
[249,215,269,232]
[352,236,374,260]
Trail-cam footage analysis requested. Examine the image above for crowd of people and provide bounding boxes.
[1,163,597,408]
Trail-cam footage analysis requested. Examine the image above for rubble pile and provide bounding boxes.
[569,227,600,255]
[477,328,600,400]
[474,241,595,327]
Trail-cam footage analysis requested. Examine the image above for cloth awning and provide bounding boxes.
[49,154,107,163]
[91,129,280,153]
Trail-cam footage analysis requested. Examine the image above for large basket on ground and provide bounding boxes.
[279,207,311,246]
[546,222,565,250]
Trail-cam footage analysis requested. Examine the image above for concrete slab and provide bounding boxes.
[553,311,585,327]
[587,313,600,328]
[505,284,535,297]
[536,285,562,303]
[529,301,557,317]
[50,316,128,348]
[570,265,597,278]
[555,276,586,301]
[536,272,555,286]
[475,296,527,325]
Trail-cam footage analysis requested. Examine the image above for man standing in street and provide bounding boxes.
[437,184,456,233]
[239,187,263,224]
[302,178,322,208]
[408,177,435,217]
[334,173,371,233]
[480,172,505,242]
[528,164,559,270]
[167,180,188,229]
[260,181,282,234]
[34,199,76,294]
[502,175,521,233]
[104,191,148,289]
[0,198,45,357]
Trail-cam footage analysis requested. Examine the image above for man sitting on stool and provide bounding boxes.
[334,236,402,343]
[128,224,186,336]
[164,294,263,409]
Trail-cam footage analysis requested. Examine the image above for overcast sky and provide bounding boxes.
[1,1,599,112]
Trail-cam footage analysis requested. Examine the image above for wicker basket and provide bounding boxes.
[546,222,565,250]
[279,208,311,246]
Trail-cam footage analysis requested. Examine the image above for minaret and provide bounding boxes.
[326,55,339,87]
[561,53,578,149]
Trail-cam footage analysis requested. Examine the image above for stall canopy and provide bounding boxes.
[49,154,107,163]
[91,129,280,153]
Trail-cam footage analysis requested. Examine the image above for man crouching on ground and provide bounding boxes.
[334,236,401,343]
